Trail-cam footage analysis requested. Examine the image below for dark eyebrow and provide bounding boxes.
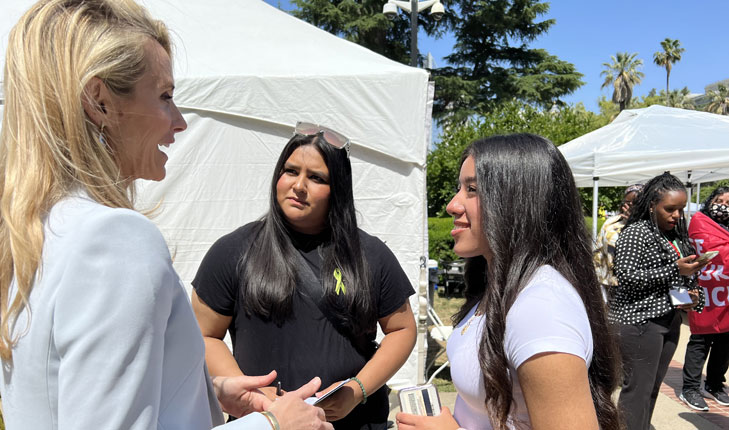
[310,169,330,180]
[283,162,329,180]
[462,176,476,183]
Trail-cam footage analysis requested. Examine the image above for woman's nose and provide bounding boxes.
[446,194,463,217]
[292,175,306,192]
[171,102,187,133]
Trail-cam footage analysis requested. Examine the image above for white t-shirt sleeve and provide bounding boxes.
[504,268,593,370]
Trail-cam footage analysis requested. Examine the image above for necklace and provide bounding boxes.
[660,233,682,258]
[460,309,483,335]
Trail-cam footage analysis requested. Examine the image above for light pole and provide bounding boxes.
[383,0,444,67]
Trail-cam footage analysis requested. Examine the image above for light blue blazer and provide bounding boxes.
[0,191,270,429]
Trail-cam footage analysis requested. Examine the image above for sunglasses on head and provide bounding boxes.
[294,121,351,158]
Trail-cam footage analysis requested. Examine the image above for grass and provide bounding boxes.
[584,216,606,234]
[426,292,465,392]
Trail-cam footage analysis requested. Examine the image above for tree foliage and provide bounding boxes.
[426,100,607,216]
[706,84,729,115]
[598,87,695,120]
[600,52,645,112]
[290,0,425,64]
[434,0,583,124]
[652,38,684,106]
[290,0,584,126]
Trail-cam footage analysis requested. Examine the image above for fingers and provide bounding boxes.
[234,370,277,391]
[395,411,420,425]
[289,376,322,399]
[316,406,326,421]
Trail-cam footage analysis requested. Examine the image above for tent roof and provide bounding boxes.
[559,105,729,187]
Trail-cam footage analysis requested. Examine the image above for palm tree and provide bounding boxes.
[664,87,694,109]
[706,84,729,115]
[653,38,685,105]
[601,52,645,111]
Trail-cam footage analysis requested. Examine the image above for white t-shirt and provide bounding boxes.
[447,265,593,430]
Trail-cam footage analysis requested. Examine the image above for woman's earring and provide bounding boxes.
[99,124,107,146]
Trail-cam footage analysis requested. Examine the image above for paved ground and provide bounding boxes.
[388,312,728,429]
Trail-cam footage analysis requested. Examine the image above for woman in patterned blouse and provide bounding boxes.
[609,172,706,430]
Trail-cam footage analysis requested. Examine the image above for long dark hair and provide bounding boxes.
[452,134,622,430]
[700,186,729,217]
[626,172,693,256]
[237,134,374,335]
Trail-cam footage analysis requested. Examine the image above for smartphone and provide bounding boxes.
[398,384,442,416]
[304,378,351,405]
[695,250,719,265]
[669,286,693,306]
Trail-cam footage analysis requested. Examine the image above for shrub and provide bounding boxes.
[429,218,457,263]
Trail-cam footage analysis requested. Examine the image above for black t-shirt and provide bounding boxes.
[193,221,414,429]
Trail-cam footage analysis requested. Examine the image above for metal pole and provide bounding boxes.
[592,177,599,241]
[686,171,693,223]
[417,259,428,384]
[410,0,418,67]
[697,182,701,207]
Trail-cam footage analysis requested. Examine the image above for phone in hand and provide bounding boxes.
[694,250,719,265]
[398,384,442,416]
[304,378,351,405]
[669,286,694,306]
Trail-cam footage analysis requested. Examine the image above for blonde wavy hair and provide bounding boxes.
[0,0,171,359]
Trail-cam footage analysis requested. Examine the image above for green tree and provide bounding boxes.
[435,1,583,124]
[291,1,584,126]
[663,87,694,109]
[426,101,607,216]
[653,38,685,106]
[290,0,439,65]
[706,84,729,115]
[601,52,645,112]
[616,87,695,112]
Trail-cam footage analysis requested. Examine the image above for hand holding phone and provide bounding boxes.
[398,384,442,416]
[694,250,719,265]
[304,378,351,405]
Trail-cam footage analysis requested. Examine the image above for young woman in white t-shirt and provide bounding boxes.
[396,134,622,430]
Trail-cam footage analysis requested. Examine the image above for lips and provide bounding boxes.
[451,221,470,236]
[287,197,308,207]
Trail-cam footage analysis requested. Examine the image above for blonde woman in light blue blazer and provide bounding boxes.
[0,1,332,430]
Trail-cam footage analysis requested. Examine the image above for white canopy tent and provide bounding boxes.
[559,105,729,238]
[0,0,433,388]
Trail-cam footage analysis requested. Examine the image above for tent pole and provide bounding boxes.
[592,177,599,241]
[697,182,701,207]
[686,171,693,223]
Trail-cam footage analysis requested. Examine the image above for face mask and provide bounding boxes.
[709,203,729,225]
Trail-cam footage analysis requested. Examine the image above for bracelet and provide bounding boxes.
[261,411,280,430]
[351,376,367,405]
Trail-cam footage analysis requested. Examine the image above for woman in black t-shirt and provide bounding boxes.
[191,123,416,430]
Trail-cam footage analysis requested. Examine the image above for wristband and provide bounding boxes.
[352,376,367,404]
[261,411,280,430]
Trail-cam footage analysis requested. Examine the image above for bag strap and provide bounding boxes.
[293,249,377,359]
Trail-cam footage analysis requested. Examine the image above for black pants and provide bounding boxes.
[617,310,681,430]
[682,332,729,391]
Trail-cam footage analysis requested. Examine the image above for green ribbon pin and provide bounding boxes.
[333,268,346,295]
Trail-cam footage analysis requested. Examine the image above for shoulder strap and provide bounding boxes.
[293,249,377,359]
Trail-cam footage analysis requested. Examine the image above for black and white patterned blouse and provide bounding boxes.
[608,219,705,325]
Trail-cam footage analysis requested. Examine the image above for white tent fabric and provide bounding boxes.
[560,105,729,187]
[0,0,432,388]
[559,105,729,238]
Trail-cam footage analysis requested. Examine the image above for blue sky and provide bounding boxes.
[265,1,729,113]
